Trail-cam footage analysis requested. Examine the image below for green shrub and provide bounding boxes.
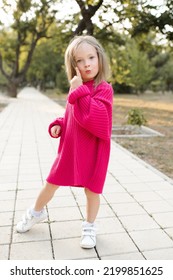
[126,108,147,126]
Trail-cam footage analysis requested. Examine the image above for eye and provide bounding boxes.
[90,56,95,59]
[76,59,82,63]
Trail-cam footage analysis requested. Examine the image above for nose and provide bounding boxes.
[84,60,90,68]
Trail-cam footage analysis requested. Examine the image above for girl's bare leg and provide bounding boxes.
[34,182,59,211]
[84,188,100,223]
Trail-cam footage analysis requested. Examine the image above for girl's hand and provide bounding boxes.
[50,125,61,138]
[70,67,83,90]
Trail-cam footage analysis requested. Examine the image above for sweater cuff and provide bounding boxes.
[68,85,90,104]
[48,118,63,138]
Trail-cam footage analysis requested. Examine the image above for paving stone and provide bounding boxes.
[18,173,42,182]
[110,169,133,176]
[68,187,84,196]
[80,204,115,219]
[121,182,151,192]
[103,183,126,193]
[136,173,166,182]
[140,200,173,214]
[0,212,13,226]
[0,245,9,260]
[164,228,173,239]
[130,191,162,202]
[108,162,125,172]
[53,238,98,260]
[111,202,146,216]
[0,183,17,191]
[10,241,53,260]
[0,200,14,212]
[168,200,173,207]
[156,190,173,200]
[74,194,106,206]
[143,248,173,260]
[54,187,72,196]
[0,175,18,184]
[146,181,173,191]
[50,220,82,240]
[0,191,15,200]
[0,169,18,177]
[96,217,125,234]
[129,229,173,251]
[105,174,119,185]
[15,198,36,211]
[101,252,145,260]
[0,227,11,245]
[119,214,160,232]
[152,212,173,228]
[96,232,138,257]
[114,175,142,184]
[18,167,41,175]
[17,189,40,200]
[13,223,50,243]
[17,180,42,190]
[48,195,77,208]
[103,193,135,204]
[48,206,82,222]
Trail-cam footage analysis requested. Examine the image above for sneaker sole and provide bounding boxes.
[80,243,96,249]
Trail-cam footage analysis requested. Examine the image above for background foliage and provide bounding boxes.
[0,0,173,96]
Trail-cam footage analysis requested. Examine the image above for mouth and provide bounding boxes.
[85,70,91,74]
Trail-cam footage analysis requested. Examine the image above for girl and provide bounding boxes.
[16,35,113,249]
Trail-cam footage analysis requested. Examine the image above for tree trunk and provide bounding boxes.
[7,82,18,98]
[74,0,103,35]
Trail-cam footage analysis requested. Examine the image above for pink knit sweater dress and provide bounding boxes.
[46,80,113,194]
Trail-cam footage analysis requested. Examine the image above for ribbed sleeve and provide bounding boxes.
[68,85,90,104]
[48,117,64,138]
[68,82,113,140]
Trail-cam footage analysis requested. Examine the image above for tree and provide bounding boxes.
[27,23,70,92]
[0,0,57,97]
[129,0,173,42]
[1,0,170,97]
[73,0,104,35]
[126,40,155,94]
[151,51,173,93]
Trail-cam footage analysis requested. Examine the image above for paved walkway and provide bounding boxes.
[0,87,173,260]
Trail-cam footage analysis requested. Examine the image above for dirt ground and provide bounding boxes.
[113,92,173,180]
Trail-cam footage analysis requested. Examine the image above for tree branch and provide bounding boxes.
[74,0,104,35]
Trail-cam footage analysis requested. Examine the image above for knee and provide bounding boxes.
[45,182,59,191]
[85,188,99,199]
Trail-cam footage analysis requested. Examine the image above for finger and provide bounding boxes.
[75,67,81,78]
[55,128,59,135]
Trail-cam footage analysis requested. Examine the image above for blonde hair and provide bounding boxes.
[65,35,110,86]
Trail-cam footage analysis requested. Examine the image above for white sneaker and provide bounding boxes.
[16,208,47,233]
[80,221,96,249]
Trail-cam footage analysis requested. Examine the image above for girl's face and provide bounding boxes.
[74,42,99,82]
